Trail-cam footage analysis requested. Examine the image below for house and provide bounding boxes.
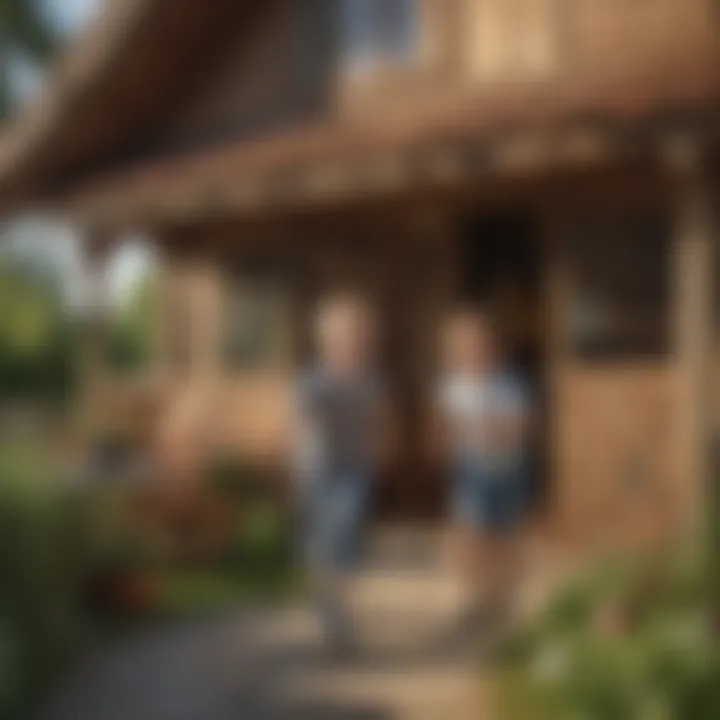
[0,0,717,541]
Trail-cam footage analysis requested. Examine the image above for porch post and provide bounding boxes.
[191,257,223,380]
[673,146,715,528]
[543,211,571,531]
[79,231,113,436]
[158,247,222,382]
[151,251,171,381]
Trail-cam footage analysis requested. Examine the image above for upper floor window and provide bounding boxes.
[340,0,421,75]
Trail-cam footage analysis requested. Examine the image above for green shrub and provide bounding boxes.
[494,544,720,720]
[0,444,90,717]
[206,452,281,505]
[220,505,294,588]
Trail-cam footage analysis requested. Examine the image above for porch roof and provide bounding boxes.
[60,60,720,229]
[0,0,254,210]
[0,0,718,228]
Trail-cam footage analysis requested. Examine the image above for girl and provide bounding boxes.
[434,309,531,637]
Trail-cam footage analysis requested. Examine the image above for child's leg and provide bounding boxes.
[482,530,523,620]
[454,528,521,614]
[310,566,353,642]
[306,477,366,647]
[453,523,488,615]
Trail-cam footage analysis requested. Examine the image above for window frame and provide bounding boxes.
[338,0,422,78]
[221,277,292,374]
[560,205,673,363]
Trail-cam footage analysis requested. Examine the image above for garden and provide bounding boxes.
[493,529,720,719]
[0,441,298,719]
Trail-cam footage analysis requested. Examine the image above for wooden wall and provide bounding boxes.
[150,211,457,512]
[153,0,339,158]
[144,167,716,535]
[138,0,718,164]
[554,366,682,548]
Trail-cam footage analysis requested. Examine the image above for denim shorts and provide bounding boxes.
[452,459,525,533]
[298,472,369,572]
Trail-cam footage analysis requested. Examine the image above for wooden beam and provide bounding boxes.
[673,147,715,528]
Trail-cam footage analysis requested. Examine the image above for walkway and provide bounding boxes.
[36,527,560,720]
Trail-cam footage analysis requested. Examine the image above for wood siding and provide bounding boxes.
[554,365,682,547]
[140,0,719,165]
[154,0,339,158]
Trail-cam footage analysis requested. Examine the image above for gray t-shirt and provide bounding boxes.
[295,368,384,482]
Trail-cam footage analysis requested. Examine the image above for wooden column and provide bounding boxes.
[151,250,171,381]
[192,258,223,380]
[78,232,113,440]
[157,253,190,380]
[158,248,222,382]
[543,210,571,530]
[82,236,113,378]
[674,154,715,528]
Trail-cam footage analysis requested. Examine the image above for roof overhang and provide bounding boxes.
[0,0,253,212]
[55,61,720,230]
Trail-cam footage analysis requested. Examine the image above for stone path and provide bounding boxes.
[36,527,562,720]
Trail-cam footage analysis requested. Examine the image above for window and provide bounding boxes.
[222,282,290,371]
[563,210,671,360]
[340,0,420,74]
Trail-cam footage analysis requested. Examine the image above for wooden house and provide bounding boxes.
[0,0,718,541]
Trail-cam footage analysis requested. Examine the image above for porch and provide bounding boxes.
[82,153,718,547]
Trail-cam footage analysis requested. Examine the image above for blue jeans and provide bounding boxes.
[452,458,525,533]
[299,471,369,572]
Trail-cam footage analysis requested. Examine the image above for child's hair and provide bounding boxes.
[314,292,375,346]
[442,304,501,351]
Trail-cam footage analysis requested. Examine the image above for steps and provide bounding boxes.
[272,522,571,718]
[272,525,486,718]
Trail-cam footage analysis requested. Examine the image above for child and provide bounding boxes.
[293,294,389,652]
[434,309,530,636]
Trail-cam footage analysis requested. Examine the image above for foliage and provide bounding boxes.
[0,444,90,718]
[219,505,295,588]
[206,451,277,505]
[494,544,720,720]
[105,274,158,373]
[0,439,298,716]
[0,0,58,117]
[0,258,156,400]
[0,261,77,400]
[155,506,297,617]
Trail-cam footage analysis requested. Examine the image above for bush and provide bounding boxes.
[0,445,90,718]
[206,452,283,506]
[0,442,298,716]
[220,505,294,587]
[494,545,720,719]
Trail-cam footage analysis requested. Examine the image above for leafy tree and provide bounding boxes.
[0,259,76,399]
[106,273,158,372]
[0,0,58,117]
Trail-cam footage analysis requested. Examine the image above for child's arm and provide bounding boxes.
[281,374,315,473]
[373,392,398,471]
[492,380,532,450]
[427,406,449,463]
[427,379,453,465]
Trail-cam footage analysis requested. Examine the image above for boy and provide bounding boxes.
[293,294,389,652]
[433,309,530,636]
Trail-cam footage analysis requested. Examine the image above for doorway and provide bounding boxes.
[459,210,550,513]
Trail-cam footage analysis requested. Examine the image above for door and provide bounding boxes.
[459,211,549,513]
